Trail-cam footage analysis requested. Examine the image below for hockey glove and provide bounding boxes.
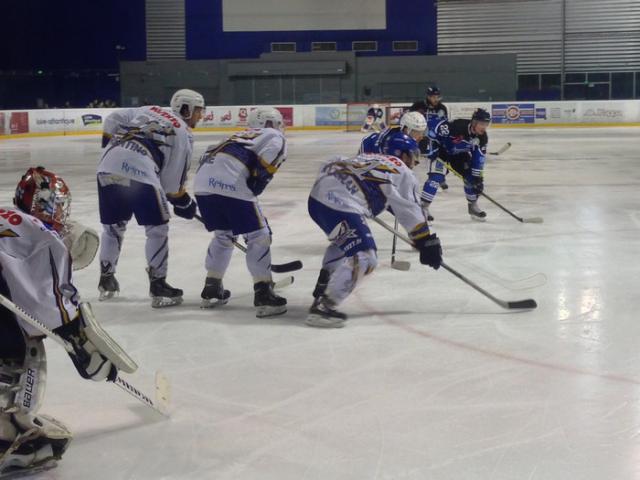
[247,174,272,197]
[470,176,484,194]
[415,233,442,270]
[168,192,197,219]
[54,318,118,382]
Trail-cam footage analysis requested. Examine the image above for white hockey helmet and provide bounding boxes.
[170,89,205,120]
[248,107,285,130]
[400,111,427,133]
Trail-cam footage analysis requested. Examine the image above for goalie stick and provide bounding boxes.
[372,217,538,310]
[194,214,303,273]
[489,142,512,156]
[0,294,170,417]
[443,162,544,224]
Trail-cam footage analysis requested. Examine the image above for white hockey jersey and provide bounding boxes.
[194,127,287,201]
[0,207,79,338]
[310,154,428,233]
[98,106,194,195]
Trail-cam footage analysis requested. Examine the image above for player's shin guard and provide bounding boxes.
[204,231,235,279]
[244,228,273,284]
[306,250,377,328]
[145,224,169,279]
[0,339,72,476]
[98,222,126,300]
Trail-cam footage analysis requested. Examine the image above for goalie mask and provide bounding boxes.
[14,166,71,234]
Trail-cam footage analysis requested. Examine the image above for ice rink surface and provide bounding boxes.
[1,126,640,479]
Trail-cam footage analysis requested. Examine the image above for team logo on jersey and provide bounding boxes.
[0,228,19,238]
[328,220,360,248]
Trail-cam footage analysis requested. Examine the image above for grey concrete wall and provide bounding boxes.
[119,52,516,106]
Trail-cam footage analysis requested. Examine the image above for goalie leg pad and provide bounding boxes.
[0,338,71,475]
[1,338,46,417]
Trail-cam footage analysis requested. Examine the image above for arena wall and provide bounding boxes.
[1,100,639,138]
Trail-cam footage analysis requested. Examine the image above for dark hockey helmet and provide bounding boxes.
[426,85,441,97]
[14,166,71,233]
[472,108,491,123]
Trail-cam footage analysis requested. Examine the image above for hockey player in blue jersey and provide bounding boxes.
[359,111,427,158]
[193,107,288,318]
[411,86,451,190]
[421,108,491,221]
[361,104,386,133]
[410,85,448,123]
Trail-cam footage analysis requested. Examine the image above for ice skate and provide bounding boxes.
[148,268,183,308]
[98,273,119,301]
[306,296,348,328]
[468,201,487,222]
[254,281,287,318]
[200,277,230,308]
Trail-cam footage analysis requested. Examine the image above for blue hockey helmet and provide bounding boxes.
[382,133,420,168]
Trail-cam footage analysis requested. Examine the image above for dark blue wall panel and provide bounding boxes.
[3,0,146,69]
[185,0,436,59]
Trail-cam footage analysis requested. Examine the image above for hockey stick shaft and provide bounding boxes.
[443,162,542,224]
[0,294,168,415]
[194,214,303,272]
[391,217,399,264]
[371,217,536,310]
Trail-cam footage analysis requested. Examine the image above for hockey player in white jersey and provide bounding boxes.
[97,89,204,307]
[0,167,135,477]
[194,107,288,317]
[306,151,443,328]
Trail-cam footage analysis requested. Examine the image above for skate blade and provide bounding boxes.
[98,289,118,301]
[255,305,287,318]
[0,460,57,479]
[151,296,183,308]
[200,297,229,309]
[470,215,487,222]
[305,314,347,329]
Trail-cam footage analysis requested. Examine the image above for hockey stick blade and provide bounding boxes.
[391,260,411,271]
[506,298,538,310]
[371,219,539,311]
[522,217,544,224]
[270,260,303,273]
[274,276,294,290]
[194,215,302,272]
[155,371,171,415]
[489,142,512,155]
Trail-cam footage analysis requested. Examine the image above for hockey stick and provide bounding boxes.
[194,214,303,273]
[372,218,537,310]
[391,217,410,271]
[489,142,512,156]
[0,294,170,416]
[443,162,544,224]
